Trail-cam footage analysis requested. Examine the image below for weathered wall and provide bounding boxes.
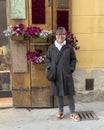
[74,68,104,102]
[72,0,104,102]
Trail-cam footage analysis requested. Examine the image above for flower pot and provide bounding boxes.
[30,37,47,43]
[34,64,46,70]
[10,35,24,41]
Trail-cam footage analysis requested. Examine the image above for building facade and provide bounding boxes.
[0,0,104,107]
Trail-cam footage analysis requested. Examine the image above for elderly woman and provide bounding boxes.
[46,27,80,121]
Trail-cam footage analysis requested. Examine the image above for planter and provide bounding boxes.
[10,35,24,41]
[30,37,47,43]
[34,64,46,70]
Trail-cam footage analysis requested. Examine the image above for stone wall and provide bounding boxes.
[74,68,104,102]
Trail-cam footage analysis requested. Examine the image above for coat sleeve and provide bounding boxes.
[46,47,51,69]
[70,46,77,72]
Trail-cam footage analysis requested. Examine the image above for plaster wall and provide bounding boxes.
[72,0,104,101]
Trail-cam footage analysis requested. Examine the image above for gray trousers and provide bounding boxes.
[57,95,75,113]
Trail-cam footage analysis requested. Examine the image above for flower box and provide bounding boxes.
[30,37,47,43]
[34,64,46,70]
[26,50,46,64]
[10,35,24,41]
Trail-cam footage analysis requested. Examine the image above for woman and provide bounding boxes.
[46,27,80,121]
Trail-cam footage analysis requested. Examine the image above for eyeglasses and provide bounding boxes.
[56,34,66,36]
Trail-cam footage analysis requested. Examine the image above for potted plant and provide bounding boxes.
[25,26,52,43]
[3,24,25,41]
[26,49,46,69]
[66,31,80,50]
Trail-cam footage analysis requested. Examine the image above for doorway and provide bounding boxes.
[0,0,12,108]
[30,0,72,107]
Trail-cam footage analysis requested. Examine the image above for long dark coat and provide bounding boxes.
[46,43,77,96]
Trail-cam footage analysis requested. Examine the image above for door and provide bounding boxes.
[30,0,71,107]
[29,0,52,107]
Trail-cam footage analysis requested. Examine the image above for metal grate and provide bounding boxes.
[76,111,99,121]
[85,79,94,90]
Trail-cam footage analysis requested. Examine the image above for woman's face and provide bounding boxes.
[56,32,66,44]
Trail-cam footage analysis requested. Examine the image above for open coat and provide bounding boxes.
[46,43,77,96]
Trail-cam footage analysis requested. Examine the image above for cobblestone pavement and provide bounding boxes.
[0,102,104,130]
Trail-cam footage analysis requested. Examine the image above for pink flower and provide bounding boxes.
[66,31,80,50]
[13,24,24,35]
[26,49,46,64]
[25,26,42,37]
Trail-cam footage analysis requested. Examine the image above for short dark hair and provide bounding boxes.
[56,27,66,34]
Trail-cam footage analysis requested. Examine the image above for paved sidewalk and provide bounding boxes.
[0,101,104,130]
